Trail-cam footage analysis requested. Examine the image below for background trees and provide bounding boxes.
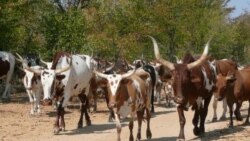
[0,0,249,63]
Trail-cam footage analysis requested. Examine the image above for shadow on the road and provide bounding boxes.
[141,137,176,141]
[151,110,176,118]
[190,125,245,141]
[62,123,128,135]
[45,110,72,117]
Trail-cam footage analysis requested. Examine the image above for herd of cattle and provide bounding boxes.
[1,36,250,141]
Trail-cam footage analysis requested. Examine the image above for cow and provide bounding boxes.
[94,68,152,141]
[19,52,97,134]
[16,53,43,115]
[209,59,239,122]
[150,36,214,141]
[133,59,159,112]
[0,51,15,100]
[214,68,250,128]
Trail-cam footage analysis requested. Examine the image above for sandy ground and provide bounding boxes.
[1,93,250,141]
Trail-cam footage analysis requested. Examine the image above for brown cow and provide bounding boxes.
[214,68,250,127]
[150,36,214,141]
[95,68,152,141]
[209,59,239,121]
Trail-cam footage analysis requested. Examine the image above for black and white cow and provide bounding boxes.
[0,51,15,99]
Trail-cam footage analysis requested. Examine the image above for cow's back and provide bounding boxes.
[216,59,237,76]
[55,54,94,96]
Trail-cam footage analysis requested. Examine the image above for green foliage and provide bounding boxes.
[0,0,249,63]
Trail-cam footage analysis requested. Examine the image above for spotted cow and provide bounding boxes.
[95,68,152,141]
[21,52,97,134]
[150,36,215,141]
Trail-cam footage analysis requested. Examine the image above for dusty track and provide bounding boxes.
[0,93,250,141]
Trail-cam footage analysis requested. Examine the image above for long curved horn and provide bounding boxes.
[55,56,72,74]
[105,63,115,72]
[148,36,175,70]
[121,68,136,79]
[24,66,42,75]
[94,70,109,79]
[187,39,211,70]
[40,58,50,65]
[16,53,42,74]
[174,55,182,64]
[15,53,24,63]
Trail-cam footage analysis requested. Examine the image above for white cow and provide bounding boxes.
[21,52,97,134]
[23,66,43,114]
[0,51,15,99]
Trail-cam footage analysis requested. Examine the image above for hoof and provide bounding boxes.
[53,128,60,135]
[86,120,91,126]
[151,109,155,113]
[219,116,226,121]
[211,117,217,122]
[77,124,83,129]
[193,127,201,136]
[243,121,249,125]
[129,135,134,141]
[176,138,185,141]
[228,124,234,129]
[236,116,243,121]
[136,133,141,141]
[146,129,152,139]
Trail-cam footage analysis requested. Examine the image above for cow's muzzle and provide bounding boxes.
[42,98,52,106]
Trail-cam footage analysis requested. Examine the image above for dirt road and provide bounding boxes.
[1,93,250,141]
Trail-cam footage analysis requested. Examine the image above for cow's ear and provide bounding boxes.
[121,78,132,85]
[56,74,65,81]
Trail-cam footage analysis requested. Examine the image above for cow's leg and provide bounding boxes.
[35,88,42,113]
[146,107,152,139]
[199,95,212,134]
[212,96,218,122]
[136,109,144,141]
[114,112,122,141]
[192,106,200,136]
[129,119,134,141]
[54,99,63,134]
[78,93,91,128]
[234,102,243,121]
[104,90,115,122]
[244,100,250,124]
[220,98,227,120]
[27,90,35,115]
[228,103,234,128]
[177,105,186,141]
[2,72,12,99]
[150,89,155,113]
[2,83,10,99]
[84,95,91,126]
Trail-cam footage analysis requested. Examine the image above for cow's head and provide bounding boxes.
[16,53,71,105]
[149,36,210,105]
[94,69,135,108]
[214,73,236,101]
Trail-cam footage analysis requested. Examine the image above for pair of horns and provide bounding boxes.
[149,36,211,70]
